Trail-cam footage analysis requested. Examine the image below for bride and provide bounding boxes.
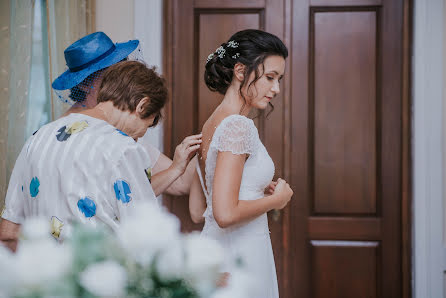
[189,29,293,297]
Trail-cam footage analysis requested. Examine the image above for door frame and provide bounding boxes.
[402,0,412,297]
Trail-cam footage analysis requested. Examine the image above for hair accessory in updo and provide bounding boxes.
[215,46,226,58]
[227,40,239,48]
[205,40,240,64]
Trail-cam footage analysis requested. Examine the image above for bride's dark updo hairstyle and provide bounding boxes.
[204,29,288,112]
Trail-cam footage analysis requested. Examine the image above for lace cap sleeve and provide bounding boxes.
[213,115,259,155]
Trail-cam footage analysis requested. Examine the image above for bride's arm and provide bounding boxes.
[189,169,207,223]
[212,151,292,228]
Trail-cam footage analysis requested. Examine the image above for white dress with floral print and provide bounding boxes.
[197,114,279,298]
[2,113,158,240]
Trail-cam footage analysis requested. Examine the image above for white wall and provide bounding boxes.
[443,0,446,252]
[95,0,164,151]
[443,0,446,294]
[95,0,134,41]
[413,0,446,297]
[134,0,164,151]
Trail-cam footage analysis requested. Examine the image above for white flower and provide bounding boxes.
[226,268,258,296]
[21,216,50,240]
[116,202,180,266]
[183,233,225,296]
[155,238,185,280]
[14,239,72,289]
[210,268,257,298]
[206,53,214,64]
[0,244,17,295]
[184,233,224,276]
[57,221,73,242]
[210,288,246,298]
[227,40,239,48]
[80,260,127,297]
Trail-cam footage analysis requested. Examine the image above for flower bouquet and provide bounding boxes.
[0,202,253,298]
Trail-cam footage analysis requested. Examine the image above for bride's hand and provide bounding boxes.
[272,178,293,209]
[265,181,278,195]
[171,134,202,174]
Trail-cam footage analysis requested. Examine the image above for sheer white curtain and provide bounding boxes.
[0,0,13,210]
[3,0,33,211]
[47,0,95,119]
[0,0,94,209]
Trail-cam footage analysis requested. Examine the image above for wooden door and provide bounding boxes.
[164,0,410,297]
[163,0,290,295]
[290,0,410,297]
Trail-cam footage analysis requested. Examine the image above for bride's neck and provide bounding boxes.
[220,84,251,116]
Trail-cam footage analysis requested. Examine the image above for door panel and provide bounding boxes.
[313,11,377,215]
[311,241,379,298]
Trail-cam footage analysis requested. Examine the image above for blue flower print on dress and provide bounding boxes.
[56,126,70,141]
[30,177,40,198]
[114,180,132,203]
[77,197,96,218]
[56,121,88,142]
[116,129,129,136]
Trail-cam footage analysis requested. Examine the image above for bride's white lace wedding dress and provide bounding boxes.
[197,114,279,298]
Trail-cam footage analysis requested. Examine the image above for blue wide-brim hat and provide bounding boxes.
[52,32,139,90]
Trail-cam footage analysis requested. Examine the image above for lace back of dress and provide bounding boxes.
[199,115,260,219]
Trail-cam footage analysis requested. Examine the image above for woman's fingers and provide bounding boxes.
[276,178,286,187]
[181,133,202,144]
[171,135,203,173]
[186,144,201,155]
[180,135,202,151]
[265,181,277,195]
[183,138,202,147]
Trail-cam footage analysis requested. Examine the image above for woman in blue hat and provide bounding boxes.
[52,32,200,198]
[1,60,192,251]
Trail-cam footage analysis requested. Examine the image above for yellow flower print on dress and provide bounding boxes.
[67,121,89,134]
[51,216,64,239]
[145,167,152,182]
